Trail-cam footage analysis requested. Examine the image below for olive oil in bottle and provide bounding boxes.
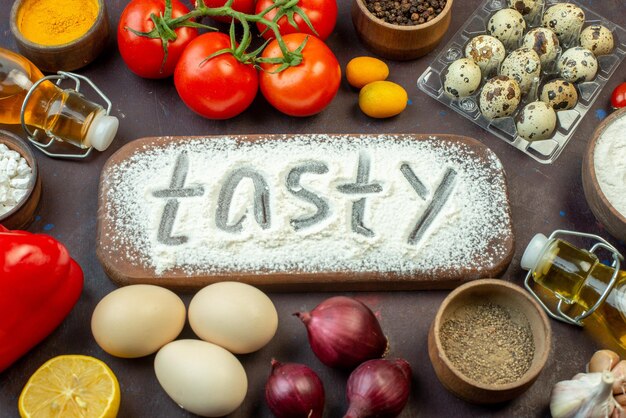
[522,234,626,354]
[0,47,117,151]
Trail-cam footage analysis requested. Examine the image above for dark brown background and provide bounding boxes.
[1,0,625,416]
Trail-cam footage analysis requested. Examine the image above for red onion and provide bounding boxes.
[265,359,325,418]
[344,358,412,418]
[294,296,388,369]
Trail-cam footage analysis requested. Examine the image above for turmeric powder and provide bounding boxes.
[17,0,99,46]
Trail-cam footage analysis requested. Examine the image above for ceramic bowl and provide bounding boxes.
[0,131,41,230]
[10,0,109,72]
[428,279,551,404]
[351,0,453,60]
[582,107,626,242]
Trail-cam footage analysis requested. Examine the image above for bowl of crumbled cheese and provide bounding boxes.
[582,107,626,243]
[0,130,41,230]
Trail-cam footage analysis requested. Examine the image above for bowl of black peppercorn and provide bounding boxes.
[351,0,454,60]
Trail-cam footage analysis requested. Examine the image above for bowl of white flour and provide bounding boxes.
[582,107,626,242]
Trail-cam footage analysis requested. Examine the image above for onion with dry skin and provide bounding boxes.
[344,358,412,418]
[265,360,325,418]
[294,297,388,369]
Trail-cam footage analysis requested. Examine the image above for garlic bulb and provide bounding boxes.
[551,371,622,418]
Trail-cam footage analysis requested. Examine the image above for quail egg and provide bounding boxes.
[479,75,522,119]
[516,101,557,141]
[542,3,585,47]
[522,28,560,67]
[500,47,542,94]
[465,35,506,76]
[540,79,578,110]
[487,9,526,50]
[508,0,542,22]
[558,47,598,83]
[444,58,482,98]
[580,25,615,57]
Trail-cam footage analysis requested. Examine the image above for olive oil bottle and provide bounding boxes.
[0,47,117,151]
[522,233,626,354]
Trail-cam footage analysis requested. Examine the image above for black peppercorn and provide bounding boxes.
[363,0,447,26]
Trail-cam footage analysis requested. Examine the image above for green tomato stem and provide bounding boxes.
[160,0,305,67]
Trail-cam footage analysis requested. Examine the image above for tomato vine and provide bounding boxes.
[127,0,318,70]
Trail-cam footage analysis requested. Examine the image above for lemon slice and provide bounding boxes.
[18,355,120,418]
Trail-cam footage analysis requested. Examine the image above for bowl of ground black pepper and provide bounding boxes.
[428,279,551,404]
[10,0,109,72]
[351,0,453,60]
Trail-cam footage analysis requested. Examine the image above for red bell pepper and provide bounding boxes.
[0,225,83,372]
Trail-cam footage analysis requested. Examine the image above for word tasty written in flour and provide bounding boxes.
[152,151,458,246]
[103,136,511,273]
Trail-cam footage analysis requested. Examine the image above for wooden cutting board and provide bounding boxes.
[96,134,514,291]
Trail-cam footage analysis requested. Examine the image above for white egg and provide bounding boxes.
[465,35,506,76]
[487,9,526,50]
[522,27,560,66]
[155,339,247,417]
[500,47,542,94]
[580,25,614,57]
[558,47,598,83]
[540,79,578,110]
[444,58,482,98]
[542,3,585,47]
[188,281,278,354]
[516,101,557,141]
[479,75,521,119]
[91,284,186,358]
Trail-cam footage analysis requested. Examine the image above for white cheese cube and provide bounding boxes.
[5,159,17,177]
[12,188,28,203]
[10,176,31,189]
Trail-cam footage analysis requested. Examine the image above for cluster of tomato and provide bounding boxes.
[117,0,340,119]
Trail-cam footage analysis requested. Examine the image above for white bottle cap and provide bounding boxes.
[85,112,119,152]
[521,233,549,271]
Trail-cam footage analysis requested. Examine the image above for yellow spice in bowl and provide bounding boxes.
[17,0,99,46]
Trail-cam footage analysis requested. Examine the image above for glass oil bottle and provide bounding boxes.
[0,47,117,154]
[521,230,626,355]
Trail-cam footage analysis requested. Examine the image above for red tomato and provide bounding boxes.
[611,82,626,109]
[174,32,258,119]
[118,0,198,79]
[259,33,341,117]
[197,0,256,23]
[255,0,337,40]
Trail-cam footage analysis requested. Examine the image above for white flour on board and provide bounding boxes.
[101,135,512,275]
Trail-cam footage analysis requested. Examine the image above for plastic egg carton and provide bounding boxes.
[416,0,626,164]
